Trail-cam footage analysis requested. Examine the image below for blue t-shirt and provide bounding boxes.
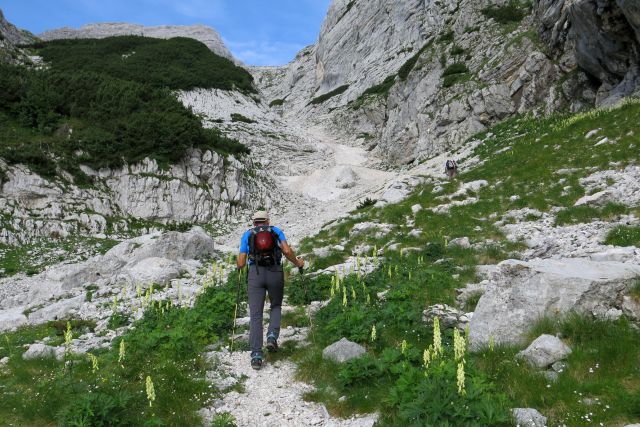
[239,226,287,260]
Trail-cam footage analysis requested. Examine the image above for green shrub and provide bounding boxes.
[442,62,469,76]
[57,391,133,427]
[356,197,377,210]
[450,45,465,55]
[438,30,455,43]
[397,42,432,80]
[32,36,255,92]
[309,85,350,105]
[230,113,256,123]
[107,311,130,330]
[482,1,527,24]
[0,62,249,180]
[269,99,285,107]
[211,412,237,427]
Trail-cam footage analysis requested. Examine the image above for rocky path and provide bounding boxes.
[199,309,377,427]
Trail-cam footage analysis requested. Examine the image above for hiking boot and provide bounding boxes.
[250,352,263,370]
[266,332,278,353]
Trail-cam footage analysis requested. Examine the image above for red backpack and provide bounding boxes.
[249,225,282,266]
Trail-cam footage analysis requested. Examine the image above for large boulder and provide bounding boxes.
[322,338,366,363]
[469,258,640,349]
[516,334,572,369]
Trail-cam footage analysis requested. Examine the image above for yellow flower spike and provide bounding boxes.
[366,294,371,305]
[351,286,356,300]
[387,266,392,279]
[423,348,431,370]
[145,376,156,407]
[87,353,99,373]
[400,247,404,257]
[401,339,408,355]
[465,325,470,341]
[453,328,466,362]
[489,335,495,352]
[118,340,126,366]
[457,362,466,396]
[370,325,377,342]
[409,271,412,280]
[136,282,142,298]
[330,282,335,299]
[433,317,442,356]
[342,286,347,307]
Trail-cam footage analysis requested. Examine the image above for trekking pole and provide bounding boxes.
[299,265,315,345]
[230,268,242,354]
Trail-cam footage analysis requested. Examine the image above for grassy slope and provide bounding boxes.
[0,269,246,426]
[287,99,640,425]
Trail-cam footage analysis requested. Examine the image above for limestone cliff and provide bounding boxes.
[254,0,640,165]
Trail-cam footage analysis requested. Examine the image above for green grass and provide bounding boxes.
[269,98,285,107]
[350,75,397,109]
[293,98,640,424]
[605,225,640,247]
[0,237,119,278]
[555,203,629,226]
[309,85,350,105]
[472,315,640,426]
[0,272,246,425]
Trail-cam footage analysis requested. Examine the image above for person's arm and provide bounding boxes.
[237,252,247,269]
[237,231,249,269]
[281,241,304,268]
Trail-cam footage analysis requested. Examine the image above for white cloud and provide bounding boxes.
[225,39,305,66]
[148,0,227,21]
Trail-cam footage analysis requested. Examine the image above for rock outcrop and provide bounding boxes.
[253,0,639,165]
[0,9,37,63]
[39,22,235,61]
[0,150,270,245]
[469,258,640,349]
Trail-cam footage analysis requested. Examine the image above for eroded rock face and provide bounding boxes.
[39,22,235,61]
[0,150,268,245]
[469,258,640,349]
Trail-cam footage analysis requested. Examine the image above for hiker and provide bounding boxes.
[445,159,458,179]
[237,210,305,370]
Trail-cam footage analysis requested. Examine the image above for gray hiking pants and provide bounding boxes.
[247,264,284,353]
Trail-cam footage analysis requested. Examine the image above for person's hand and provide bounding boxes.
[296,257,305,268]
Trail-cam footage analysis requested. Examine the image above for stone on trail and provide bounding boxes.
[468,258,640,349]
[511,408,547,427]
[322,338,366,363]
[516,334,572,369]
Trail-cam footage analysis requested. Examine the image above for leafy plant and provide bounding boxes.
[604,225,640,247]
[356,198,377,210]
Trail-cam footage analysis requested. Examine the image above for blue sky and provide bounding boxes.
[1,0,332,65]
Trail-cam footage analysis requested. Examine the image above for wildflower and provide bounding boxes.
[387,266,392,279]
[330,281,336,299]
[118,340,126,366]
[423,347,432,370]
[457,362,466,396]
[433,317,442,356]
[64,321,73,356]
[366,294,371,305]
[351,285,357,300]
[146,376,156,407]
[342,286,347,307]
[409,271,412,280]
[87,353,99,373]
[489,335,495,352]
[453,328,466,362]
[370,325,377,342]
[401,339,408,355]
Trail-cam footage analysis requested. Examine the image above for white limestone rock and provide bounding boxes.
[322,338,366,363]
[511,408,547,427]
[22,343,64,361]
[516,335,572,369]
[469,258,640,349]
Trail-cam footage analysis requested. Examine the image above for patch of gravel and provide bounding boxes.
[200,327,378,427]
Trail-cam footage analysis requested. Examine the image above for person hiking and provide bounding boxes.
[236,210,305,370]
[445,159,458,179]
